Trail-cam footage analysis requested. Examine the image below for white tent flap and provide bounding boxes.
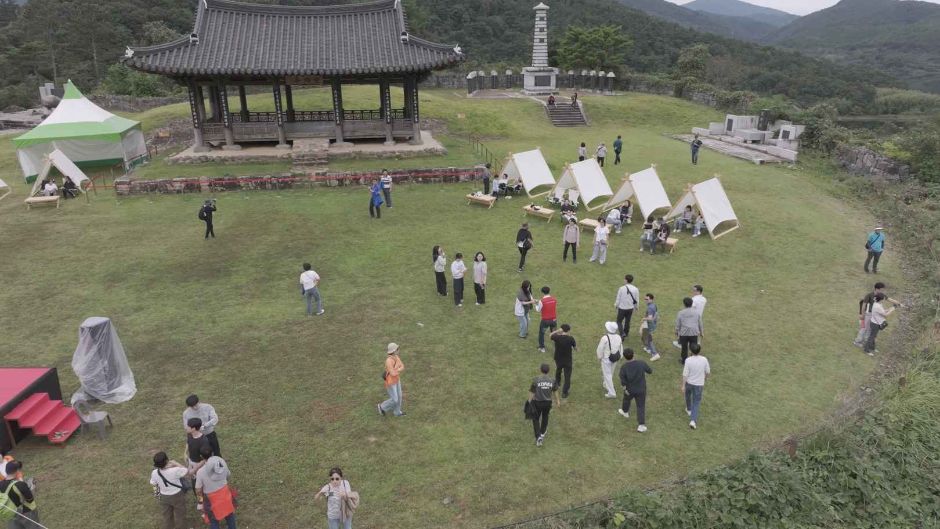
[605,178,636,211]
[71,317,137,404]
[629,166,672,220]
[666,177,739,239]
[30,149,90,196]
[555,159,613,210]
[503,149,556,197]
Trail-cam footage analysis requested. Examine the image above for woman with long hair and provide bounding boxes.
[472,252,487,305]
[432,246,447,296]
[514,280,535,338]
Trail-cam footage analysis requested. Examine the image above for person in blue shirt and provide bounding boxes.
[369,179,383,219]
[864,226,885,273]
[613,135,623,165]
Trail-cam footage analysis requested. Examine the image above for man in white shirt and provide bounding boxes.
[299,263,324,316]
[606,207,622,234]
[589,218,610,265]
[43,181,58,197]
[380,169,393,208]
[681,343,710,429]
[451,253,467,307]
[614,274,641,339]
[150,452,189,529]
[596,322,622,398]
[676,284,707,349]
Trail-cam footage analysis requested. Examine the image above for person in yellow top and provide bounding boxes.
[378,343,406,417]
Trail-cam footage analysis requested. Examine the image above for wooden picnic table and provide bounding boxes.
[25,196,60,210]
[466,194,496,209]
[523,205,555,222]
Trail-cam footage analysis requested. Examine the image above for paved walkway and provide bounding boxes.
[673,134,789,165]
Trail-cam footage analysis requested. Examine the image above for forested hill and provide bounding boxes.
[766,0,940,93]
[612,0,777,42]
[684,0,798,27]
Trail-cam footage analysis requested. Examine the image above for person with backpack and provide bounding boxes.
[150,452,190,529]
[516,223,533,272]
[596,322,623,399]
[199,199,217,239]
[864,226,885,274]
[378,343,406,417]
[0,461,38,529]
[315,467,359,529]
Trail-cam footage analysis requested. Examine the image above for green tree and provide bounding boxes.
[676,44,710,81]
[556,25,632,72]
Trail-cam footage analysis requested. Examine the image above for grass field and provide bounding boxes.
[0,89,901,529]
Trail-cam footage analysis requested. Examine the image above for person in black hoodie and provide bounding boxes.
[617,348,652,433]
[516,222,533,272]
[199,199,217,239]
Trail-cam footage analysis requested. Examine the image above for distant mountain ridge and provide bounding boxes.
[684,0,798,27]
[615,0,778,42]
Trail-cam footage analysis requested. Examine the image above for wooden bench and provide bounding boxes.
[466,194,496,209]
[665,237,679,254]
[25,196,60,210]
[523,205,555,222]
[578,218,600,232]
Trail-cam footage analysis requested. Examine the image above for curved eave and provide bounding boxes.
[124,56,464,78]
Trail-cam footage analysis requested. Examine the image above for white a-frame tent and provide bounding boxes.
[502,148,556,197]
[0,178,10,202]
[666,176,740,239]
[30,149,91,197]
[554,159,613,211]
[605,165,672,220]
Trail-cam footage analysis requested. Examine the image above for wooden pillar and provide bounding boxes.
[407,76,422,145]
[188,82,209,152]
[208,84,221,121]
[331,78,350,146]
[285,84,295,122]
[238,85,249,122]
[380,78,394,145]
[272,82,289,149]
[220,83,240,150]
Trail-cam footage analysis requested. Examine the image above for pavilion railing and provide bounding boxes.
[228,109,407,123]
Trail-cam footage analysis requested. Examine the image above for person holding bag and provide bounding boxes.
[150,452,190,529]
[596,322,623,399]
[516,223,533,272]
[315,467,359,529]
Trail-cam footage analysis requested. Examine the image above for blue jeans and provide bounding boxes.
[328,517,353,529]
[517,314,528,338]
[382,187,392,207]
[538,319,557,348]
[381,382,403,416]
[643,328,657,355]
[304,287,323,315]
[685,384,704,422]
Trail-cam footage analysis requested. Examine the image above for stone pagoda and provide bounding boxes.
[522,3,558,95]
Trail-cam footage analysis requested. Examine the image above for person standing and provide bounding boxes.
[550,324,576,399]
[369,180,383,219]
[641,294,660,361]
[613,135,623,165]
[199,199,217,239]
[595,143,607,167]
[183,395,221,457]
[482,163,492,195]
[676,285,707,349]
[675,297,703,364]
[315,468,358,529]
[472,252,487,305]
[578,142,587,162]
[451,253,467,307]
[854,282,901,347]
[378,343,405,417]
[691,134,703,165]
[618,348,652,432]
[0,461,38,529]
[537,286,558,353]
[380,169,393,208]
[195,447,236,529]
[590,218,610,264]
[865,293,899,356]
[299,263,325,316]
[150,452,189,529]
[682,343,710,429]
[432,246,447,297]
[185,418,211,475]
[596,322,623,399]
[515,281,535,338]
[528,363,560,447]
[864,226,885,274]
[614,274,640,339]
[516,223,533,272]
[562,217,580,263]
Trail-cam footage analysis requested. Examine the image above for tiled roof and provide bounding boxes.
[123,0,464,77]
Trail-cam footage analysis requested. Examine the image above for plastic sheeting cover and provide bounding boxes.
[71,317,136,404]
[503,149,556,197]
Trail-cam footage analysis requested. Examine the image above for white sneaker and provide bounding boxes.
[457,303,463,307]
[642,347,650,353]
[617,409,629,419]
[316,310,325,316]
[637,425,647,433]
[686,409,692,416]
[604,393,617,399]
[650,354,661,361]
[689,420,697,430]
[672,341,681,349]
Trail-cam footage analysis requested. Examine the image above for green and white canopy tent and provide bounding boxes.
[12,81,147,183]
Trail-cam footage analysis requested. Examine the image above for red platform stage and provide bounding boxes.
[0,368,74,451]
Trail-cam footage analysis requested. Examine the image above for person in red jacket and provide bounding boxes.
[537,286,558,353]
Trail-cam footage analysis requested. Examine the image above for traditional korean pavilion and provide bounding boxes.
[123,0,464,150]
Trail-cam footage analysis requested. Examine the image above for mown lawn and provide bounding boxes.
[0,90,900,529]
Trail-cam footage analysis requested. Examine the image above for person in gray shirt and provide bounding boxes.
[183,394,221,457]
[675,297,703,365]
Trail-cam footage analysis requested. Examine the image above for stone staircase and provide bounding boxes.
[291,138,330,168]
[546,102,587,127]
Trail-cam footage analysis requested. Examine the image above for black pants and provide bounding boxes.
[518,246,529,270]
[614,150,622,165]
[621,390,646,425]
[483,179,490,195]
[864,251,882,273]
[679,335,699,363]
[369,201,381,218]
[692,150,699,165]
[865,322,881,353]
[597,156,605,167]
[474,282,485,304]
[617,308,634,338]
[382,188,391,207]
[435,271,447,296]
[204,221,214,239]
[453,278,464,305]
[531,400,552,439]
[578,156,585,162]
[555,364,572,397]
[563,242,577,262]
[206,431,221,457]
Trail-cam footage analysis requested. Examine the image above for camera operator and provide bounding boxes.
[199,199,217,239]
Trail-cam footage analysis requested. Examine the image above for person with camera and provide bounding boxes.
[864,293,899,356]
[149,452,190,529]
[315,467,359,529]
[199,199,217,239]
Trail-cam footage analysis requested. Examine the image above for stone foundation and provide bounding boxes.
[835,145,911,182]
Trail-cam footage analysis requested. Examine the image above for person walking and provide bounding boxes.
[199,199,217,240]
[675,297,703,364]
[865,293,899,356]
[641,293,660,361]
[864,226,885,274]
[183,395,222,457]
[675,285,707,349]
[595,143,607,167]
[515,281,535,338]
[571,92,579,107]
[368,179,383,219]
[589,218,610,264]
[537,286,558,353]
[380,169,393,208]
[195,447,236,529]
[378,343,405,417]
[451,253,467,307]
[613,135,623,165]
[618,348,652,432]
[550,324,576,399]
[516,223,533,272]
[578,142,587,162]
[614,274,640,339]
[315,467,359,529]
[1,461,38,529]
[299,263,325,316]
[682,343,710,429]
[596,322,623,399]
[691,134,703,165]
[482,163,492,195]
[562,217,580,263]
[472,252,487,305]
[528,363,560,447]
[150,452,189,529]
[432,246,447,297]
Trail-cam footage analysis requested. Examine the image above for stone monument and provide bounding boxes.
[522,3,558,95]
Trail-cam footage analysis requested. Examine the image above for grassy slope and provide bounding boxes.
[0,90,899,529]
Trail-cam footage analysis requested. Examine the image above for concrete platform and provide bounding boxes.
[673,134,790,165]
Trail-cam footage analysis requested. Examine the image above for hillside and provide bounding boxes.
[684,0,798,27]
[766,0,940,93]
[615,0,777,41]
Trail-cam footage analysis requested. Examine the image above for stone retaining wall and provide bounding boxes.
[89,94,186,113]
[835,145,911,182]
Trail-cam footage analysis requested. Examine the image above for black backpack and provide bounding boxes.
[198,207,207,221]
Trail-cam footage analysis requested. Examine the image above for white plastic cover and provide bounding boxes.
[666,177,738,238]
[555,159,613,210]
[628,166,672,220]
[503,149,556,197]
[71,317,136,404]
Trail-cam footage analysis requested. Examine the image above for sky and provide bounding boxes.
[667,0,940,16]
